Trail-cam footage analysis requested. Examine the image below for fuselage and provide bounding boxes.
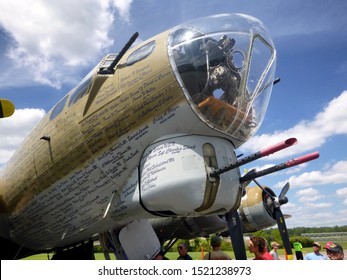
[0,14,276,252]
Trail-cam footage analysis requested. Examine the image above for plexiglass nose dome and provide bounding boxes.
[169,14,276,146]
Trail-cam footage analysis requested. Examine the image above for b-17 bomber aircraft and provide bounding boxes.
[0,14,318,260]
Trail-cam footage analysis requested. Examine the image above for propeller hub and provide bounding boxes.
[279,196,288,205]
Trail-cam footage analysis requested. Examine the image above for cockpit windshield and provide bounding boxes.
[168,14,276,145]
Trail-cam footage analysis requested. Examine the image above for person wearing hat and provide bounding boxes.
[304,242,327,260]
[269,241,280,260]
[203,235,231,260]
[177,243,193,260]
[324,241,344,260]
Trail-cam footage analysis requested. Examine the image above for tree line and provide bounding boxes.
[176,225,347,251]
[245,225,347,248]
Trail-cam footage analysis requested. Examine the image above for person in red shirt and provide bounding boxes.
[248,236,274,260]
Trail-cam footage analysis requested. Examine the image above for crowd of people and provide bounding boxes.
[153,236,345,260]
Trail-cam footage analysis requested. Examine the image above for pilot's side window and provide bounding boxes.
[50,96,68,120]
[69,76,92,106]
[126,41,156,66]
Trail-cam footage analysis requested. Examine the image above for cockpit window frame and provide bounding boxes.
[246,34,276,101]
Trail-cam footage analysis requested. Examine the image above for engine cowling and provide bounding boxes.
[238,185,277,232]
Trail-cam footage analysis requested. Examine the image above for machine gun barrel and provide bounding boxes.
[98,32,139,74]
[210,138,297,177]
[239,151,319,183]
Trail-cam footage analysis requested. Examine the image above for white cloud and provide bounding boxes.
[339,209,347,216]
[276,169,347,228]
[274,160,347,189]
[0,108,45,165]
[112,0,133,22]
[336,187,347,205]
[240,91,347,160]
[282,202,347,228]
[295,188,325,202]
[291,211,345,228]
[0,0,134,88]
[336,187,347,196]
[305,202,332,209]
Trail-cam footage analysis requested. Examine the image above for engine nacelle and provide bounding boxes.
[238,186,277,232]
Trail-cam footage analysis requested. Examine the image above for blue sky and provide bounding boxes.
[0,0,346,229]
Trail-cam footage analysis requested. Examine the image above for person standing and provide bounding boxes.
[304,242,327,260]
[248,236,274,260]
[203,235,231,260]
[324,241,344,260]
[177,243,193,260]
[269,241,280,260]
[293,240,304,260]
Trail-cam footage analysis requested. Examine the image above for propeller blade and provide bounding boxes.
[226,211,247,260]
[251,176,275,201]
[279,182,290,199]
[275,208,293,259]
